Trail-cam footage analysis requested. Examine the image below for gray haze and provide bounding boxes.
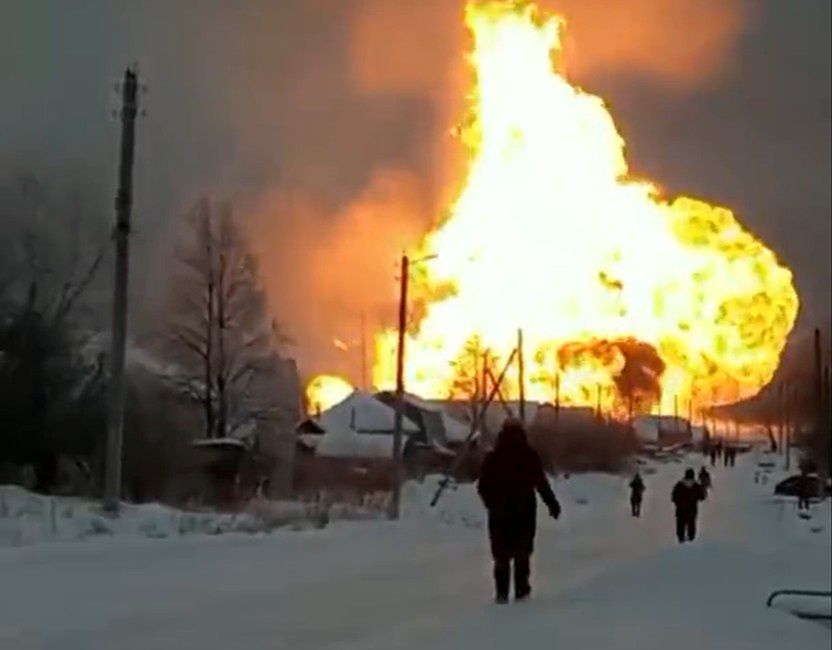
[1,0,829,377]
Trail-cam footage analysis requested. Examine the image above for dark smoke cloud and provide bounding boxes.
[1,0,829,384]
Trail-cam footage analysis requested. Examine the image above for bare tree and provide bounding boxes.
[167,198,287,439]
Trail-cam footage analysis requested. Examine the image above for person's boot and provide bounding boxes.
[514,555,532,601]
[494,559,510,604]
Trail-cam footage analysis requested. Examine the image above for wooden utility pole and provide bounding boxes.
[517,329,525,424]
[778,383,785,456]
[431,348,518,507]
[360,312,368,391]
[784,383,792,471]
[480,350,490,445]
[555,372,561,421]
[388,254,409,520]
[104,67,139,513]
[814,328,823,430]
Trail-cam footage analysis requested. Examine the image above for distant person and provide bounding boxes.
[672,468,706,543]
[709,444,718,467]
[797,468,814,511]
[477,419,561,604]
[698,467,712,496]
[723,445,733,467]
[629,472,645,517]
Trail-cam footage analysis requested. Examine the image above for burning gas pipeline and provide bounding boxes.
[307,0,799,418]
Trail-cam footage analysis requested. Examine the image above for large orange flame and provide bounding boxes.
[360,0,798,418]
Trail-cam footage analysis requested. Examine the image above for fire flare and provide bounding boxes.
[367,0,798,416]
[306,375,354,414]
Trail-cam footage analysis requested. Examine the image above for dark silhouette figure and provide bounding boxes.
[797,469,814,511]
[709,445,717,467]
[477,419,560,603]
[698,467,712,498]
[672,469,705,543]
[629,472,645,517]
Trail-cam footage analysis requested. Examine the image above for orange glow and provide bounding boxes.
[305,375,354,415]
[361,1,799,417]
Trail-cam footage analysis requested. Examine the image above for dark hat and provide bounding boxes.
[684,468,695,480]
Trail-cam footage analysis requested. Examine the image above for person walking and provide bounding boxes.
[477,419,561,604]
[629,471,645,517]
[698,466,712,498]
[672,468,705,543]
[797,468,814,511]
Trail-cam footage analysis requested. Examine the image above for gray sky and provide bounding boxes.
[1,0,829,374]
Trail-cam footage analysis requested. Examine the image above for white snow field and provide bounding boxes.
[1,451,829,650]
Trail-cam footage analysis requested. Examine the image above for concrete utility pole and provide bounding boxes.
[104,67,139,513]
[388,254,409,520]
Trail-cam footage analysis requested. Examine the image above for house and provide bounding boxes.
[293,390,424,494]
[633,415,693,446]
[313,390,421,458]
[374,391,470,450]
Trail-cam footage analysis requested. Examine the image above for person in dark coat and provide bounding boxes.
[698,466,712,497]
[477,419,560,603]
[797,468,814,511]
[671,468,705,543]
[629,472,645,517]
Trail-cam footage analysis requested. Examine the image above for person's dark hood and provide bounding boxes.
[495,418,529,454]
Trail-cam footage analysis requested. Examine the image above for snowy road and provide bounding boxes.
[1,453,829,649]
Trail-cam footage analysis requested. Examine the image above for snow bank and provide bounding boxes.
[0,485,334,547]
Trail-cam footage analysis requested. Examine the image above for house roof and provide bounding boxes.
[191,438,248,450]
[319,390,420,434]
[315,427,400,459]
[375,391,473,445]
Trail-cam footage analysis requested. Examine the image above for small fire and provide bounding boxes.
[305,375,354,415]
[365,1,799,416]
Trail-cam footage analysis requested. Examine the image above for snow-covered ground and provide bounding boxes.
[0,450,829,649]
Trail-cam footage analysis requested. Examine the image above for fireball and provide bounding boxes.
[305,375,354,415]
[368,0,799,417]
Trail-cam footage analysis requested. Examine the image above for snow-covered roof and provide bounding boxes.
[191,438,248,449]
[315,427,400,459]
[319,390,420,434]
[441,412,472,443]
[298,433,323,450]
[633,415,692,442]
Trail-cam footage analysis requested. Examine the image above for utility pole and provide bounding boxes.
[778,383,785,456]
[517,328,525,424]
[388,254,409,520]
[814,328,823,431]
[104,67,139,514]
[555,372,561,424]
[785,383,792,471]
[360,312,368,391]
